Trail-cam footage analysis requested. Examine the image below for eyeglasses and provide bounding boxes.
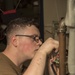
[15,34,42,43]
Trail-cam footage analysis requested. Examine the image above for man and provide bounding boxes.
[0,17,59,75]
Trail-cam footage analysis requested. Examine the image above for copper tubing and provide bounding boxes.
[58,19,66,75]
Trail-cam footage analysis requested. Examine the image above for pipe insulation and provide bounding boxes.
[68,28,75,75]
[65,0,75,27]
[65,0,75,74]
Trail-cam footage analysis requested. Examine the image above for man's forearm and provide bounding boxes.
[23,51,47,75]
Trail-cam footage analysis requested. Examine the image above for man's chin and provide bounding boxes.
[35,49,39,51]
[29,50,38,59]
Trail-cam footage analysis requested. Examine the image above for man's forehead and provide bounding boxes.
[22,25,40,35]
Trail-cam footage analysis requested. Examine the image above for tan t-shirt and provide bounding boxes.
[0,53,22,75]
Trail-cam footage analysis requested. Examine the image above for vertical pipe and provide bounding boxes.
[65,0,75,74]
[58,19,66,75]
[68,28,75,75]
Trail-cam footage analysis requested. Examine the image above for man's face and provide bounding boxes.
[16,25,42,59]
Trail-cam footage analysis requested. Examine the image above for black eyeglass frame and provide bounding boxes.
[15,34,42,43]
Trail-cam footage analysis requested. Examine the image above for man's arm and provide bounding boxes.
[23,38,59,75]
[23,51,46,75]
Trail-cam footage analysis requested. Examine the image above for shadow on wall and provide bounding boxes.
[0,26,7,52]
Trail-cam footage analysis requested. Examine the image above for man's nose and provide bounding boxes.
[39,40,43,46]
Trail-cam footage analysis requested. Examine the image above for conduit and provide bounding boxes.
[58,19,66,75]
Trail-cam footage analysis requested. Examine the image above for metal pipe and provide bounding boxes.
[58,19,66,75]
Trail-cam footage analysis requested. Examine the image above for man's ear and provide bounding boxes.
[11,36,18,47]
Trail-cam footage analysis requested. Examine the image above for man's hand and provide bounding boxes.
[38,38,59,55]
[48,51,59,75]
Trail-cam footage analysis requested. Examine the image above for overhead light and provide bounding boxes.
[1,24,7,30]
[33,1,38,6]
